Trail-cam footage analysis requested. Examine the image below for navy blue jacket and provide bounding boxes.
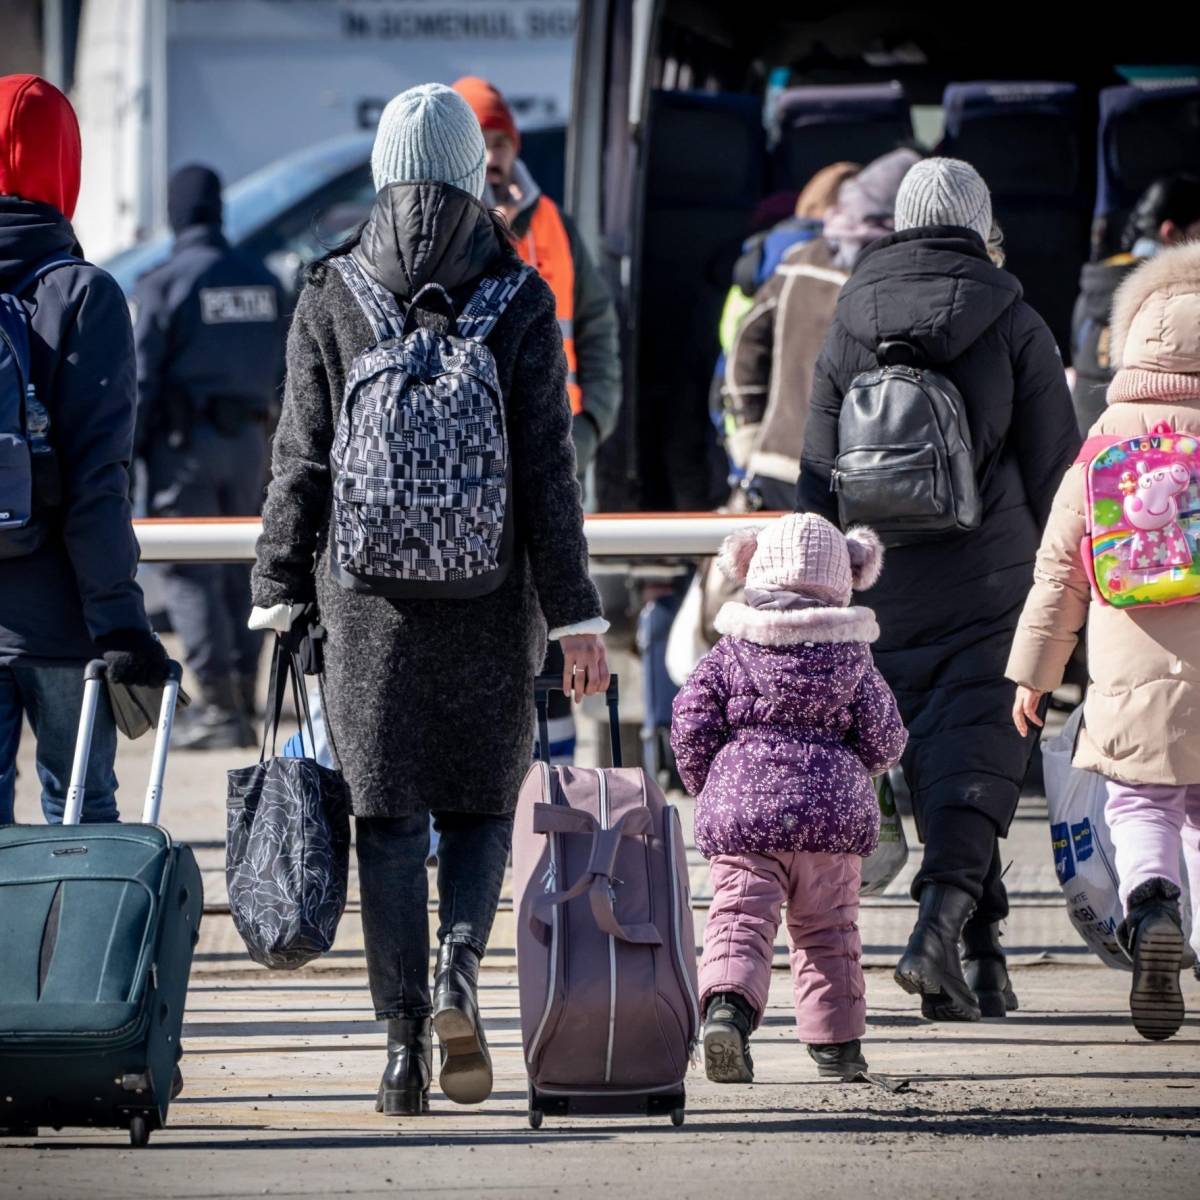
[132,226,283,450]
[0,197,148,664]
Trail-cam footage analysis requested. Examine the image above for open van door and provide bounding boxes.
[572,1,759,513]
[569,0,649,512]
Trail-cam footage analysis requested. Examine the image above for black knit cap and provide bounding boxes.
[168,163,222,233]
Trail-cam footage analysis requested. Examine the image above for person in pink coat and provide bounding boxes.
[1008,240,1200,1042]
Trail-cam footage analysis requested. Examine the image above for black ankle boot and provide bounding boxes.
[1118,878,1186,1042]
[895,884,982,1021]
[432,943,492,1104]
[807,1039,868,1080]
[703,992,756,1083]
[961,917,1019,1018]
[376,1017,432,1115]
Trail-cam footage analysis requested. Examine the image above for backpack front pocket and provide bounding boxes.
[832,443,949,528]
[0,432,32,530]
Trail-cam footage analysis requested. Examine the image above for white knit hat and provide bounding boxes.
[894,156,992,243]
[370,83,487,199]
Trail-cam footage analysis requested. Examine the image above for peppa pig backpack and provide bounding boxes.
[1079,421,1200,609]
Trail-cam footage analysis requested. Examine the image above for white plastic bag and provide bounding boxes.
[861,770,909,896]
[666,571,710,687]
[1042,705,1195,969]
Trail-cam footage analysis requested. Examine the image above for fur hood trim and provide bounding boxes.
[714,602,879,646]
[1110,240,1200,368]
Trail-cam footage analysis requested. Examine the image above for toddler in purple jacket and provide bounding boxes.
[671,513,906,1083]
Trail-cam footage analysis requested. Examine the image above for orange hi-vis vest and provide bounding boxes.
[515,196,582,415]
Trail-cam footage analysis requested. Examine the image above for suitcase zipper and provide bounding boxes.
[527,762,560,1069]
[597,768,616,1085]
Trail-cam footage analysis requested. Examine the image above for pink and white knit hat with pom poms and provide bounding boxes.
[718,514,883,607]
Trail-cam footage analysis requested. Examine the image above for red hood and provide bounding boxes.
[0,74,80,220]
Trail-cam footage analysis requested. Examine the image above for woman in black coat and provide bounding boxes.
[251,85,609,1114]
[796,159,1079,1020]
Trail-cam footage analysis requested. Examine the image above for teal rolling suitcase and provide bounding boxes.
[0,660,202,1147]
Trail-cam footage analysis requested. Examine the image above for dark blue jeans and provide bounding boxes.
[0,662,119,824]
[355,811,513,1020]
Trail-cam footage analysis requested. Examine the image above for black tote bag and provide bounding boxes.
[225,640,351,969]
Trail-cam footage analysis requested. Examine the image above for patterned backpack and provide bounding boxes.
[1079,420,1200,609]
[328,254,532,597]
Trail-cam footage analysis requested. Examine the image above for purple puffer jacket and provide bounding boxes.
[670,602,907,858]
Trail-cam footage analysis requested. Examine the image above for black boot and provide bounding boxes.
[1118,878,1186,1042]
[895,884,982,1021]
[807,1040,868,1080]
[376,1017,432,1116]
[702,992,755,1083]
[961,917,1019,1018]
[432,944,492,1104]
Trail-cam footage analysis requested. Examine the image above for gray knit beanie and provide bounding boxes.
[370,83,487,199]
[894,156,992,243]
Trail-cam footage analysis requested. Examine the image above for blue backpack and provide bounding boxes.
[0,254,76,558]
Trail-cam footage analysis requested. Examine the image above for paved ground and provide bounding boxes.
[7,647,1200,1197]
[3,967,1198,1199]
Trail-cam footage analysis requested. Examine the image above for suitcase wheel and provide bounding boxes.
[129,1115,151,1147]
[527,1083,544,1130]
[670,1106,685,1128]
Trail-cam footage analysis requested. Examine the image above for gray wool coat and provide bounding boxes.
[252,181,602,818]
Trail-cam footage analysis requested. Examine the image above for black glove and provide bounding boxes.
[94,628,173,687]
[278,604,325,675]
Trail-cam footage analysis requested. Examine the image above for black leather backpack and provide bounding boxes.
[831,339,983,545]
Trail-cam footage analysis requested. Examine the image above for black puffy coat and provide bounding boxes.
[0,198,147,665]
[797,227,1080,836]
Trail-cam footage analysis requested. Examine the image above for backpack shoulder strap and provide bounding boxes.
[457,263,534,343]
[328,254,404,343]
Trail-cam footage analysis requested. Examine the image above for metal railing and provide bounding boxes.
[133,514,783,562]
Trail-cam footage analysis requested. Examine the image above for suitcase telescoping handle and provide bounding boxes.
[63,658,184,827]
[534,673,621,769]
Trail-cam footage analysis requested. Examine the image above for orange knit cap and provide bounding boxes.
[452,76,520,152]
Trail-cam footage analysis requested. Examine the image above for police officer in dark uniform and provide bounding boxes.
[133,165,283,749]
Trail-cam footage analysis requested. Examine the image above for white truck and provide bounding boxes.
[72,0,578,260]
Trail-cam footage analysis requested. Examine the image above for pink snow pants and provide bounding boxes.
[1105,779,1200,917]
[699,850,865,1045]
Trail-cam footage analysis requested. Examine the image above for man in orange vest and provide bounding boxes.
[453,76,621,478]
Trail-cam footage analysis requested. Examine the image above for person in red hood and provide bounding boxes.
[0,75,169,826]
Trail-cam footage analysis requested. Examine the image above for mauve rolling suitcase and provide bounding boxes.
[0,659,202,1147]
[513,675,700,1128]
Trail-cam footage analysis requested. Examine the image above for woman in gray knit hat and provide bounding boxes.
[797,156,1079,1025]
[250,83,609,1116]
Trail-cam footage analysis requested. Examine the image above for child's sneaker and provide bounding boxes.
[807,1039,868,1080]
[702,992,755,1083]
[1118,878,1186,1041]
